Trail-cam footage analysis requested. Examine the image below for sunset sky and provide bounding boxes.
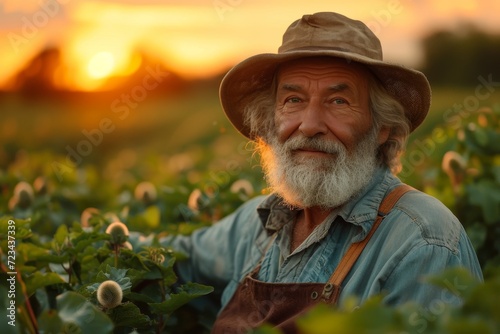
[1,0,500,91]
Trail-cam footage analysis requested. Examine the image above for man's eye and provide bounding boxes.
[285,97,301,104]
[332,98,347,105]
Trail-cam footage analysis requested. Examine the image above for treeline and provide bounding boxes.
[420,24,500,87]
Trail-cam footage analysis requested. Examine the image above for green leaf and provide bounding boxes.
[95,265,132,294]
[445,318,495,334]
[459,274,500,321]
[424,267,481,300]
[17,243,69,264]
[126,292,157,303]
[466,181,500,224]
[149,282,213,315]
[53,224,69,248]
[142,205,161,229]
[492,165,500,184]
[86,282,101,295]
[25,271,65,296]
[129,263,163,281]
[72,231,110,254]
[103,265,128,281]
[465,223,487,250]
[355,298,410,333]
[159,260,178,287]
[249,324,283,334]
[38,309,64,334]
[297,303,352,334]
[40,291,114,334]
[0,216,31,229]
[397,302,439,334]
[0,216,32,241]
[473,127,489,146]
[107,302,151,329]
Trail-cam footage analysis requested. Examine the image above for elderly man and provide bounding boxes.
[170,12,482,333]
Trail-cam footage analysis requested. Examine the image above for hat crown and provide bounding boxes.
[278,12,383,61]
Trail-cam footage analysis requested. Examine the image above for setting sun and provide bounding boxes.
[87,51,116,79]
[61,33,141,91]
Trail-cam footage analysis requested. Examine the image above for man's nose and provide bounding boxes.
[298,103,328,137]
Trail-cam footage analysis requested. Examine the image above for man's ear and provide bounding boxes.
[377,126,390,145]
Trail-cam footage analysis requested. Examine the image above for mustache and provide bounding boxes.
[280,136,344,155]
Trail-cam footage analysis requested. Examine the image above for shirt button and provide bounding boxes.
[311,291,319,300]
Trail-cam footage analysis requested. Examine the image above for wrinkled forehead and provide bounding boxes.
[275,56,372,94]
[276,56,372,79]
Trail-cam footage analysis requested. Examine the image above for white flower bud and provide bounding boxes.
[97,280,123,309]
[134,181,157,205]
[105,222,129,245]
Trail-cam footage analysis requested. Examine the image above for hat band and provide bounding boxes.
[280,45,350,53]
[278,45,380,62]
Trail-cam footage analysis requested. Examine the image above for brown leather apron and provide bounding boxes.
[211,185,413,334]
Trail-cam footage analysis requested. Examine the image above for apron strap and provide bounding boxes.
[321,184,415,300]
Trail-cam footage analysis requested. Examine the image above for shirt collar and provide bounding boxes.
[256,166,401,240]
[256,195,298,234]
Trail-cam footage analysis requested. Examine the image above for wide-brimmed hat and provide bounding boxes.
[219,12,431,139]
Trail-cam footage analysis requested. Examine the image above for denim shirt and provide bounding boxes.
[169,166,483,313]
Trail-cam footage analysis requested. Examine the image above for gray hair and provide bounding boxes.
[368,75,410,174]
[242,72,410,174]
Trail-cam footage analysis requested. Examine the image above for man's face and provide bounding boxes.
[259,57,385,209]
[274,57,380,152]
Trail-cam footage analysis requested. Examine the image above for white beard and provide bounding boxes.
[259,130,380,209]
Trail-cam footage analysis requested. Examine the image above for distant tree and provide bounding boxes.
[11,47,62,94]
[420,24,500,87]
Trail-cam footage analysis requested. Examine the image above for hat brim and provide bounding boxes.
[219,50,431,140]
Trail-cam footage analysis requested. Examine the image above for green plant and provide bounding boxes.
[419,105,500,271]
[294,268,498,334]
[0,213,213,334]
[444,106,500,271]
[0,147,259,333]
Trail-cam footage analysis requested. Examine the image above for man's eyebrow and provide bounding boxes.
[278,83,302,92]
[278,82,351,92]
[328,83,349,92]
